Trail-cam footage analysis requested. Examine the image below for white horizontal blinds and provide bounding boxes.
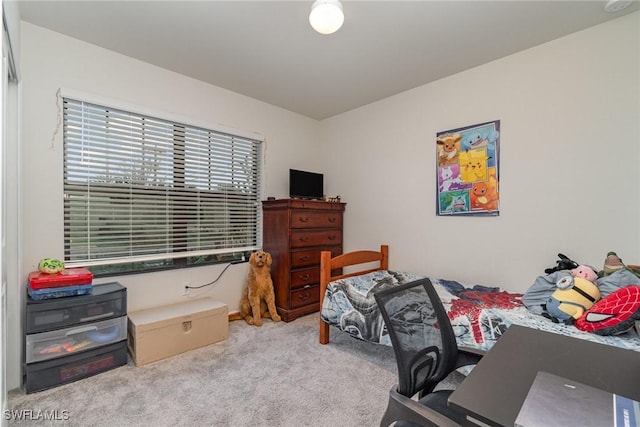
[63,97,262,266]
[182,127,261,254]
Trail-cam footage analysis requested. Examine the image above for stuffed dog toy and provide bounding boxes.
[229,251,281,326]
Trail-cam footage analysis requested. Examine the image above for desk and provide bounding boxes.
[449,325,640,427]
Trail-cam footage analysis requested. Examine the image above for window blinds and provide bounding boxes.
[63,98,262,267]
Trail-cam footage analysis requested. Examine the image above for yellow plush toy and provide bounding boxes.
[544,265,600,324]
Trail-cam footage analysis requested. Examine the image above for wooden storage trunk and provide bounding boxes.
[127,297,228,366]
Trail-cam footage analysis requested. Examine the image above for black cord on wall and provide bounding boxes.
[185,258,248,290]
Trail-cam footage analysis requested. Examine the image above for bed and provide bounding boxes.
[318,245,640,354]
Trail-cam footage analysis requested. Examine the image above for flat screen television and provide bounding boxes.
[289,169,324,200]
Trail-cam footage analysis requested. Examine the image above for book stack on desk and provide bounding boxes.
[515,371,639,427]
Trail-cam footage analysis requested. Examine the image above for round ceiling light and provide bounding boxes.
[309,0,344,35]
[604,0,633,12]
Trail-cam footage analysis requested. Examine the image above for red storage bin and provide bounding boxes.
[28,268,93,290]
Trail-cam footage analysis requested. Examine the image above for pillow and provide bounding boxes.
[595,268,640,297]
[522,271,569,315]
[575,285,640,336]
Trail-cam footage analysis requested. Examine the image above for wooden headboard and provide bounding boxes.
[319,244,389,344]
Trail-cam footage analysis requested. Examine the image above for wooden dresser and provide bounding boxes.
[262,199,346,322]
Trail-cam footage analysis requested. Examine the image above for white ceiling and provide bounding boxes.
[15,0,639,120]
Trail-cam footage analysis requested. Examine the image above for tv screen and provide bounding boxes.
[289,169,324,200]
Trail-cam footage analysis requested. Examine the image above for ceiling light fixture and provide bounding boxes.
[309,0,344,35]
[604,0,632,12]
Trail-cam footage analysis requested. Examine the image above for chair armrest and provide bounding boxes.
[388,388,462,427]
[454,349,483,371]
[458,346,485,357]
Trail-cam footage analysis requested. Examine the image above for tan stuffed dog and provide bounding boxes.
[229,251,281,326]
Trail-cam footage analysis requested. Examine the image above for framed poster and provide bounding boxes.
[436,120,500,216]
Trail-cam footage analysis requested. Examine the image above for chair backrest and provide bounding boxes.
[374,278,458,397]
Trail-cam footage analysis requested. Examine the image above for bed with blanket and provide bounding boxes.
[318,245,640,354]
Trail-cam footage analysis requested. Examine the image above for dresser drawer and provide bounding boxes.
[290,246,342,268]
[290,230,342,248]
[26,316,127,364]
[290,285,320,309]
[291,210,343,229]
[290,266,320,289]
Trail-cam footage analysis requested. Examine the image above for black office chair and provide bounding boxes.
[374,278,481,427]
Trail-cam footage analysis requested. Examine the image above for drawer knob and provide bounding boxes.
[299,274,310,281]
[328,235,336,241]
[65,325,98,336]
[298,255,310,261]
[300,236,310,242]
[299,217,309,222]
[79,312,115,323]
[328,217,336,223]
[298,293,310,301]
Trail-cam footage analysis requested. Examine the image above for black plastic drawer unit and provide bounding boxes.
[26,282,126,334]
[24,282,128,393]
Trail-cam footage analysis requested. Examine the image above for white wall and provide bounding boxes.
[323,12,640,292]
[9,21,323,390]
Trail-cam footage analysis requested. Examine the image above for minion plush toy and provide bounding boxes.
[544,265,600,324]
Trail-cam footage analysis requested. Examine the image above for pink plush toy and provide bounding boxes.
[570,265,598,282]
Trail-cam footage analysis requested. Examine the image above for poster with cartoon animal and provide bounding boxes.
[436,120,500,216]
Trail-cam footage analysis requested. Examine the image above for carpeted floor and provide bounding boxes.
[8,313,464,426]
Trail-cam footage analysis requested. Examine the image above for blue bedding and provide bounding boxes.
[320,270,640,353]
